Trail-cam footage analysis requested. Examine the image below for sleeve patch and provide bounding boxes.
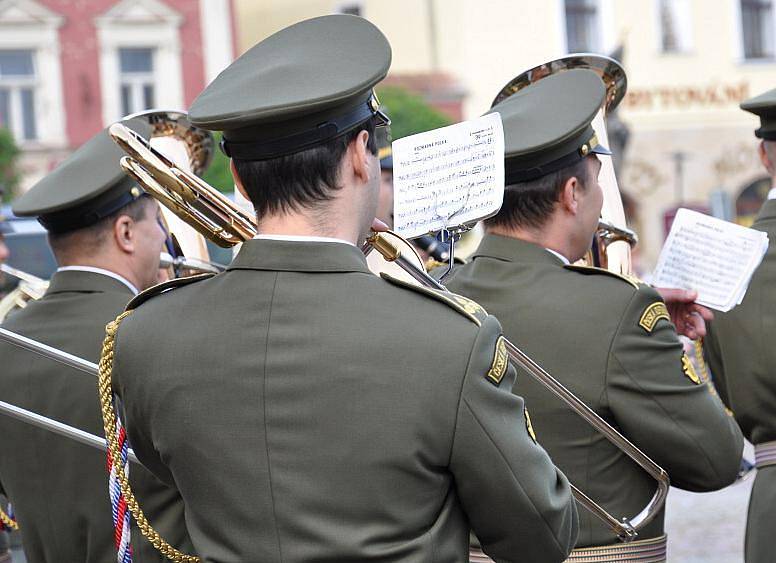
[524,407,537,443]
[681,354,702,385]
[639,302,670,333]
[486,336,508,385]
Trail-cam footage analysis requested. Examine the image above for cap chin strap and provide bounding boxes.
[221,93,390,161]
[505,132,610,184]
[38,187,145,235]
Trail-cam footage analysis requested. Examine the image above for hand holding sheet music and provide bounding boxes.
[652,208,769,312]
[392,113,505,239]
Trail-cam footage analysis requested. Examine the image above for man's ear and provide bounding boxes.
[758,141,775,175]
[113,214,135,254]
[559,175,580,215]
[230,159,251,202]
[349,130,372,184]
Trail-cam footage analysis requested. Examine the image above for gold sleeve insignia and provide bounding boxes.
[639,302,670,333]
[524,407,537,443]
[486,336,508,385]
[681,354,702,385]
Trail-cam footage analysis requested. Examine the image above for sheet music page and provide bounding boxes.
[392,113,505,239]
[652,208,769,312]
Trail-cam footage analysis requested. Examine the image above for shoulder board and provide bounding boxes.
[125,273,215,311]
[563,264,642,289]
[380,272,488,326]
[424,257,466,273]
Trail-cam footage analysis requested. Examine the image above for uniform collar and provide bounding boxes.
[471,233,566,266]
[46,269,136,296]
[755,198,776,223]
[227,238,372,274]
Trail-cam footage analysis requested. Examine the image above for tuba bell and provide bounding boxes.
[491,54,638,276]
[121,109,223,278]
[0,265,48,322]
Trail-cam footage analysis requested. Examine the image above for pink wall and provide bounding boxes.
[39,0,115,148]
[36,0,210,149]
[165,0,206,107]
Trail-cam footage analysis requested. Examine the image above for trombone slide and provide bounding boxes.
[0,328,139,464]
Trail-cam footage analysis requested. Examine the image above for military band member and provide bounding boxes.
[0,122,192,562]
[0,213,10,563]
[105,15,578,562]
[705,87,776,563]
[443,69,744,561]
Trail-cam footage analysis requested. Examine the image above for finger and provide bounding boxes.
[655,287,697,304]
[371,218,390,232]
[691,304,714,322]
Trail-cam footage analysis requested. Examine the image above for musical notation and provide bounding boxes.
[652,209,769,312]
[392,113,505,239]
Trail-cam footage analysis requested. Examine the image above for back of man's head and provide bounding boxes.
[47,196,150,265]
[484,158,590,232]
[232,117,378,219]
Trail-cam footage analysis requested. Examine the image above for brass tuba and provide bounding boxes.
[108,120,669,542]
[121,109,223,277]
[491,54,638,276]
[0,264,48,322]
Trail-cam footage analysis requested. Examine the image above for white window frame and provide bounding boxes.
[734,0,776,62]
[559,0,616,55]
[118,48,156,116]
[95,0,184,125]
[0,51,37,141]
[654,0,694,54]
[0,0,65,148]
[198,0,234,83]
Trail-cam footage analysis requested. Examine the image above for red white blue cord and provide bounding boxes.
[107,411,132,563]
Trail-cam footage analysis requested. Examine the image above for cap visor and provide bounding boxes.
[591,142,612,156]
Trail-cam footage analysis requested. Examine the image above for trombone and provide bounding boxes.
[0,327,139,464]
[107,121,670,541]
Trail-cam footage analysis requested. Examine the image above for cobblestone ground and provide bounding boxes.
[665,444,755,563]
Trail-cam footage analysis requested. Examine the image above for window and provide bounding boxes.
[119,47,155,116]
[741,0,774,59]
[565,0,599,52]
[0,50,37,141]
[659,0,693,53]
[337,3,362,16]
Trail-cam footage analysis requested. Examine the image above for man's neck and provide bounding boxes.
[486,225,573,263]
[258,211,364,245]
[57,256,141,292]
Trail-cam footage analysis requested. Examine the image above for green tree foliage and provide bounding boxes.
[376,86,453,140]
[0,128,20,202]
[201,132,234,193]
[199,88,453,192]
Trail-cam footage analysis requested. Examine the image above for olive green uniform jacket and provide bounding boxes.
[706,198,776,563]
[444,234,744,548]
[109,239,578,563]
[0,270,192,562]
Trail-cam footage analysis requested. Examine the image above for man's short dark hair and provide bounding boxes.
[484,158,590,231]
[48,194,151,259]
[232,118,378,218]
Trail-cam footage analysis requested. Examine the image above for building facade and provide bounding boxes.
[0,0,235,192]
[235,0,776,266]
